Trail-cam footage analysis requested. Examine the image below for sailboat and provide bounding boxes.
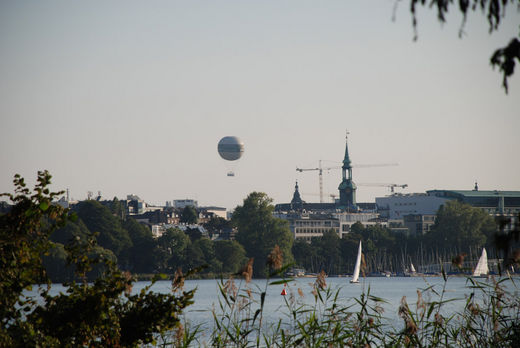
[472,248,489,277]
[410,262,417,276]
[350,241,362,283]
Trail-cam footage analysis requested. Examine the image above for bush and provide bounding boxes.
[0,171,196,347]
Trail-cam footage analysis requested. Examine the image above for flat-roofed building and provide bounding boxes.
[427,189,520,214]
[173,199,198,209]
[375,193,448,220]
[199,206,227,220]
[427,188,520,231]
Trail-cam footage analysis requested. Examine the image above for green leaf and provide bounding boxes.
[252,309,261,323]
[269,279,294,286]
[39,201,49,211]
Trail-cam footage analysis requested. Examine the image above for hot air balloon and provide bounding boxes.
[217,136,244,176]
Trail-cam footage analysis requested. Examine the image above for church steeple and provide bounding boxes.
[290,181,304,210]
[342,132,352,170]
[338,131,357,210]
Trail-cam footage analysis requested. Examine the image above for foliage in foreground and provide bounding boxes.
[0,171,196,347]
[408,0,520,93]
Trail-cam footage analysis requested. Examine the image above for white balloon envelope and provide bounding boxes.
[217,136,244,161]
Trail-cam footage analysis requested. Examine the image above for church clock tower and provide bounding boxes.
[338,131,357,211]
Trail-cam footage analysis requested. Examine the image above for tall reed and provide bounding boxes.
[176,248,520,347]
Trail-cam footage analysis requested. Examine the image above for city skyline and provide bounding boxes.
[1,1,519,210]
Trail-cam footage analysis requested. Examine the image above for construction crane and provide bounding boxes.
[296,161,331,203]
[296,161,398,203]
[357,183,408,193]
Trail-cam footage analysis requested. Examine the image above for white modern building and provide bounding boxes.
[173,199,198,209]
[375,193,448,220]
[127,194,146,215]
[200,206,227,219]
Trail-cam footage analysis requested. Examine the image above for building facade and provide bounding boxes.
[337,212,385,238]
[402,214,436,236]
[427,189,520,231]
[173,199,198,209]
[273,211,340,241]
[375,193,448,220]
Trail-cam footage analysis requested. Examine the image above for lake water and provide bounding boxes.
[150,276,459,325]
[164,276,518,329]
[29,276,519,334]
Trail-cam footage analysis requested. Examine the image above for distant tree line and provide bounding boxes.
[40,191,513,280]
[38,191,297,281]
[43,199,249,281]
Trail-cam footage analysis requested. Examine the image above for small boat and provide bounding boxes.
[350,241,362,284]
[285,268,305,277]
[472,248,489,277]
[410,262,416,274]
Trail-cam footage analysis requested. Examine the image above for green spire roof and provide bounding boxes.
[342,131,351,168]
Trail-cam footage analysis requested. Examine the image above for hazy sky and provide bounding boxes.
[1,1,519,210]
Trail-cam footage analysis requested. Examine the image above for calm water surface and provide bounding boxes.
[31,276,519,331]
[136,276,518,330]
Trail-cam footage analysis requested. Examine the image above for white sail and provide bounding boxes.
[350,241,362,283]
[410,262,416,273]
[473,248,489,277]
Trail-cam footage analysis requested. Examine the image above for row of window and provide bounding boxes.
[486,208,520,214]
[294,221,338,227]
[295,228,339,234]
[395,210,418,215]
